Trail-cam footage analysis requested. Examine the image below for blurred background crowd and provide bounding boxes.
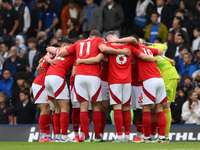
[0,0,200,125]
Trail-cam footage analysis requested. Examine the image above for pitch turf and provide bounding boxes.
[1,142,200,150]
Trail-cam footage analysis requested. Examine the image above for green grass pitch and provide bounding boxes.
[1,142,200,150]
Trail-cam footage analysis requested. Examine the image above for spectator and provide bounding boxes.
[3,46,22,78]
[171,89,185,124]
[37,0,59,43]
[165,0,177,12]
[27,0,42,38]
[11,72,27,107]
[144,12,168,43]
[15,35,27,58]
[174,9,193,40]
[193,49,200,64]
[165,33,189,59]
[14,89,35,124]
[102,0,124,39]
[178,0,193,21]
[181,90,200,124]
[61,0,81,36]
[0,92,13,124]
[79,0,102,37]
[54,28,64,47]
[195,83,200,100]
[67,18,80,40]
[0,41,11,61]
[169,17,190,45]
[154,0,174,29]
[132,0,154,38]
[0,69,14,101]
[181,53,199,80]
[1,0,19,36]
[164,31,175,47]
[37,31,47,56]
[12,0,30,40]
[194,71,200,88]
[191,27,200,52]
[174,46,188,75]
[23,37,42,74]
[22,0,35,13]
[191,1,200,28]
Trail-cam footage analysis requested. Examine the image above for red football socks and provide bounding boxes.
[100,112,106,135]
[142,112,151,138]
[151,122,157,136]
[45,115,50,135]
[72,108,80,133]
[39,114,49,133]
[93,111,101,138]
[122,110,131,135]
[114,109,123,136]
[80,112,89,138]
[60,112,69,135]
[136,121,143,133]
[53,113,61,134]
[157,112,166,137]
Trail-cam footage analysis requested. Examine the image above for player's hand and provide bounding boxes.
[170,59,175,66]
[49,59,58,66]
[109,38,117,43]
[37,67,45,74]
[76,58,82,66]
[121,48,131,56]
[46,46,57,53]
[153,57,158,62]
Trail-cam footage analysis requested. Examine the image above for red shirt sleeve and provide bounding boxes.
[132,46,141,57]
[97,37,106,46]
[67,43,76,55]
[148,47,158,56]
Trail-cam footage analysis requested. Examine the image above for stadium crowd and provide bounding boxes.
[0,0,200,142]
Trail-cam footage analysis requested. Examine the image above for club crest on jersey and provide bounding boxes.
[116,54,127,64]
[103,57,108,62]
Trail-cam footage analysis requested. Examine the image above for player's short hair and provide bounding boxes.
[19,89,29,96]
[105,31,116,39]
[28,37,37,44]
[132,34,139,42]
[89,30,101,37]
[0,92,8,102]
[62,38,75,44]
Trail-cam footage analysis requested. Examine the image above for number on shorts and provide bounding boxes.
[79,42,91,56]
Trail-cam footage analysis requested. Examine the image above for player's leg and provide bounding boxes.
[70,85,80,142]
[131,86,143,142]
[150,107,158,142]
[155,78,168,142]
[142,79,157,143]
[92,101,102,141]
[109,84,123,142]
[122,83,132,142]
[32,83,53,142]
[100,81,109,138]
[163,79,178,142]
[51,99,61,141]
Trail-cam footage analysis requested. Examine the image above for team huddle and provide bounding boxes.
[32,30,179,143]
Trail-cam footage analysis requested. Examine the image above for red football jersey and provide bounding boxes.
[33,53,55,86]
[67,37,105,77]
[46,50,74,79]
[70,58,76,87]
[131,61,142,86]
[107,42,141,85]
[135,44,162,82]
[100,56,109,82]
